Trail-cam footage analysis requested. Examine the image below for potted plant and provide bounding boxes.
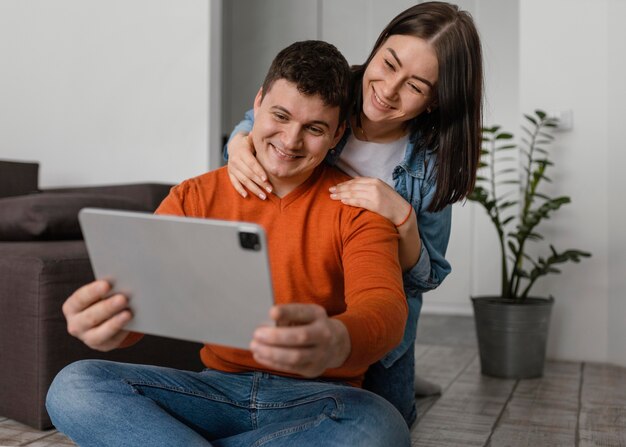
[468,110,591,379]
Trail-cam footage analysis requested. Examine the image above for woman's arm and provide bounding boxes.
[329,174,452,293]
[402,193,452,295]
[329,177,421,272]
[396,206,421,271]
[224,109,273,199]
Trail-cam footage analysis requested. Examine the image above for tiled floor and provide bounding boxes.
[1,315,625,446]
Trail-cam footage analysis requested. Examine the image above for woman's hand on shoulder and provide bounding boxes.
[227,132,273,200]
[329,177,412,227]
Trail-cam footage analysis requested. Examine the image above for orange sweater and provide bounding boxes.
[132,164,406,387]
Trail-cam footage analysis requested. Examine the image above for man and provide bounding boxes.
[46,40,410,446]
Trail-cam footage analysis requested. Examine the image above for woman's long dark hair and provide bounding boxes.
[352,1,483,212]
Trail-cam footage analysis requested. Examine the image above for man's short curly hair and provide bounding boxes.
[261,40,352,124]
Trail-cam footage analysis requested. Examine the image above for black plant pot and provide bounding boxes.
[472,296,554,379]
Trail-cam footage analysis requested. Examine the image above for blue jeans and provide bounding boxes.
[364,345,416,427]
[46,360,409,447]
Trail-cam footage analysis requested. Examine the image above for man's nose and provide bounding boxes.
[282,124,303,150]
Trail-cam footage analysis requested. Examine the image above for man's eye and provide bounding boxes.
[308,126,323,135]
[274,113,288,121]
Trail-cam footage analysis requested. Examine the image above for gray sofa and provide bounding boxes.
[0,160,203,429]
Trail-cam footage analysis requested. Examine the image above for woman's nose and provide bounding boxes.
[381,74,402,99]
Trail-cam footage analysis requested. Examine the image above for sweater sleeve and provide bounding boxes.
[332,210,408,370]
[154,182,196,217]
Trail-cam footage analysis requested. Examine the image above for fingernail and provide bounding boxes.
[266,186,272,193]
[329,186,336,193]
[330,194,338,199]
[259,193,266,200]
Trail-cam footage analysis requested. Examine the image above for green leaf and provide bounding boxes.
[495,132,514,140]
[487,125,501,133]
[524,114,538,125]
[497,201,518,210]
[526,232,544,241]
[515,268,530,278]
[502,216,516,225]
[538,131,555,139]
[496,168,518,175]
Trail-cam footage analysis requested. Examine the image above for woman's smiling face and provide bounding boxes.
[361,34,439,126]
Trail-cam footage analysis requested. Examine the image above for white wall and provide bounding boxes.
[222,0,318,135]
[519,0,610,363]
[607,0,626,367]
[0,0,216,187]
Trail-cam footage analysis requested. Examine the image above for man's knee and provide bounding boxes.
[338,387,410,446]
[46,360,110,421]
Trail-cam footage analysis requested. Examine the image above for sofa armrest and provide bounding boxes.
[43,183,174,212]
[0,160,39,198]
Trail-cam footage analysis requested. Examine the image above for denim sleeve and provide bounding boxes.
[402,183,452,295]
[222,108,254,162]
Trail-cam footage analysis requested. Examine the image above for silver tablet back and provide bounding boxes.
[79,208,274,349]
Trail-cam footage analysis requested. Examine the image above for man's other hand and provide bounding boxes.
[250,303,351,378]
[63,280,132,352]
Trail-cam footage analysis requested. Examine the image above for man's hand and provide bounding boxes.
[62,280,133,352]
[249,304,351,378]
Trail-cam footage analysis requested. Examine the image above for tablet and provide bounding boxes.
[78,208,274,349]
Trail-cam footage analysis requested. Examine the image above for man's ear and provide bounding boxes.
[253,87,264,118]
[331,120,347,148]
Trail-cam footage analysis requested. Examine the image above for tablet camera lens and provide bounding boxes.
[239,231,261,251]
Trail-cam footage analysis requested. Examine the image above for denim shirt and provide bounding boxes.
[227,110,452,367]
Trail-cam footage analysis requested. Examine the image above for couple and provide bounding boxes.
[47,3,483,446]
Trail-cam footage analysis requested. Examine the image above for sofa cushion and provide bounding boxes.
[0,192,150,241]
[0,160,39,198]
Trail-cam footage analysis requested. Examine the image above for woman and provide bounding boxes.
[225,1,483,427]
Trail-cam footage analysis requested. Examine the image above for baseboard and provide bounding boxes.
[421,300,473,316]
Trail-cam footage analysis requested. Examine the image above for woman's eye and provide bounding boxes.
[408,83,422,94]
[384,59,395,71]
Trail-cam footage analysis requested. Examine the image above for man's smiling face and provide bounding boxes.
[250,79,345,195]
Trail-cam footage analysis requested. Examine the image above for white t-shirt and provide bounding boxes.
[335,134,408,187]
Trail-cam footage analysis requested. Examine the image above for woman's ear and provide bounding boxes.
[428,100,438,114]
